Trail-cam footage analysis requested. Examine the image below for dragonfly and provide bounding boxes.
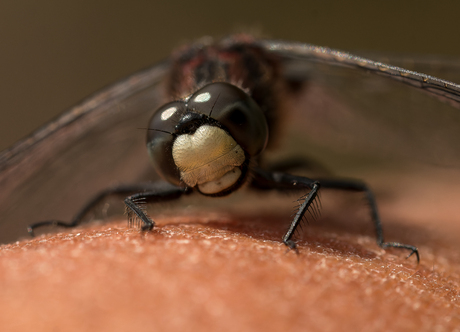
[1,35,459,261]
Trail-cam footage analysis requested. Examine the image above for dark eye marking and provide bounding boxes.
[226,107,246,126]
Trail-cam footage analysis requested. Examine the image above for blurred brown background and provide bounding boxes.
[1,0,459,151]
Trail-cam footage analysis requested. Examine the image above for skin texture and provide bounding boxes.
[0,205,459,332]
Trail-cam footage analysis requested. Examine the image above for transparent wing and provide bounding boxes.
[354,52,460,86]
[262,40,460,244]
[0,60,170,243]
[262,39,460,167]
[264,40,460,106]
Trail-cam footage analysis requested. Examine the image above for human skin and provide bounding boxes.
[0,207,459,332]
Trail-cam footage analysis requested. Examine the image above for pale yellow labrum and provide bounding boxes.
[172,125,245,194]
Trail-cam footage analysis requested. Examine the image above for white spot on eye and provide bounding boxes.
[194,92,211,103]
[161,106,177,121]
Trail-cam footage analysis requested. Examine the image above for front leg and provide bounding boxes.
[251,168,320,251]
[282,180,320,250]
[28,182,187,236]
[124,184,187,232]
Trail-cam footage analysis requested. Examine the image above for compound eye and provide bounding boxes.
[146,101,187,186]
[188,82,268,156]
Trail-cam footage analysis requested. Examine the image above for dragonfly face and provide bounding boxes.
[0,35,459,254]
[147,82,268,196]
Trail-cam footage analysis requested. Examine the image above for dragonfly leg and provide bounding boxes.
[251,168,320,251]
[319,178,419,263]
[251,169,419,262]
[124,185,186,231]
[28,182,186,236]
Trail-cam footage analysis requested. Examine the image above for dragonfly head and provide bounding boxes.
[147,82,268,196]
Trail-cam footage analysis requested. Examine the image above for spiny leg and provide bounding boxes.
[28,182,186,236]
[282,181,320,250]
[251,168,321,251]
[251,168,419,262]
[319,178,419,262]
[124,185,187,232]
[28,184,150,236]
